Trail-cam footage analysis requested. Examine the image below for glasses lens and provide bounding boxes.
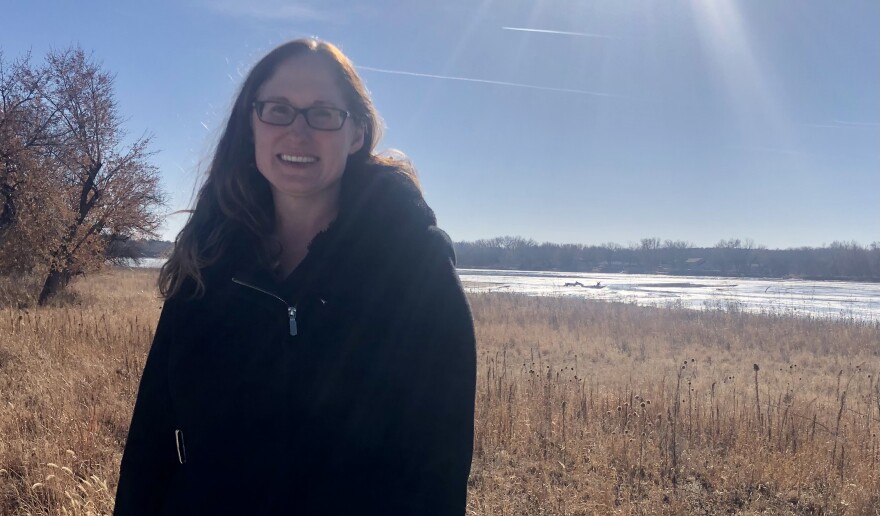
[258,102,296,125]
[306,107,345,130]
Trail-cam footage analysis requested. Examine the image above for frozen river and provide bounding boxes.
[123,260,880,323]
[459,269,880,323]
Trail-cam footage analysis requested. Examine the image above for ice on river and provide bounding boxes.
[459,269,880,323]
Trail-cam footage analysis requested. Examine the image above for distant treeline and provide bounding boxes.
[454,236,880,281]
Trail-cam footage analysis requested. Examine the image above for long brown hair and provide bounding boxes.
[159,38,415,299]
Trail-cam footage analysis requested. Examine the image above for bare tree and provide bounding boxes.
[0,50,71,273]
[0,47,165,304]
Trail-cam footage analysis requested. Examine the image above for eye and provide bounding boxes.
[268,103,293,116]
[310,107,334,120]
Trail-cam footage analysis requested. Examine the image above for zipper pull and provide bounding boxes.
[288,306,297,336]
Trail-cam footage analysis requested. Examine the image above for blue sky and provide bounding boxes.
[3,0,878,248]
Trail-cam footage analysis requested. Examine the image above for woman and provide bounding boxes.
[114,38,477,515]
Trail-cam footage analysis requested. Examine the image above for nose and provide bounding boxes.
[288,112,311,134]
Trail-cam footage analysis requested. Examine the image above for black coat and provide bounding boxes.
[114,166,477,515]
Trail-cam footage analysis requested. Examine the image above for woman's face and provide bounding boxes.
[251,55,364,206]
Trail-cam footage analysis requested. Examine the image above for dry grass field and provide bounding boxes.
[1,269,879,515]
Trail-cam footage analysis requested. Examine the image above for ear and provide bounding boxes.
[348,122,365,156]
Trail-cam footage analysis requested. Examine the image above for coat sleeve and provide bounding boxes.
[113,299,181,515]
[389,227,477,515]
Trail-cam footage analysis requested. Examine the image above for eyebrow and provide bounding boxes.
[261,96,342,108]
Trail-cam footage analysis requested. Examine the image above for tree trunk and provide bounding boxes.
[37,268,71,306]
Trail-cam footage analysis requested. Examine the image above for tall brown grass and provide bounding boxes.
[0,269,160,515]
[1,270,878,515]
[467,294,880,515]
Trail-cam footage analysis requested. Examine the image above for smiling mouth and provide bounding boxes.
[278,153,319,164]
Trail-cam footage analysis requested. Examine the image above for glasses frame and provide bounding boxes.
[252,100,351,131]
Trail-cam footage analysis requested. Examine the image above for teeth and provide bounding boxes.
[279,154,317,163]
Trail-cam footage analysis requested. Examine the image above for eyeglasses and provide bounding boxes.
[252,100,350,131]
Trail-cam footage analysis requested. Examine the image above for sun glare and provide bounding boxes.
[689,0,794,153]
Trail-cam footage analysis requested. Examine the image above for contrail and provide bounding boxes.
[801,121,880,129]
[502,26,614,39]
[731,145,812,157]
[833,120,880,127]
[800,123,843,129]
[357,66,618,98]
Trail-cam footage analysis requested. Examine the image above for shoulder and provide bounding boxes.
[413,226,456,266]
[341,162,436,232]
[329,162,444,261]
[328,162,460,282]
[163,261,232,306]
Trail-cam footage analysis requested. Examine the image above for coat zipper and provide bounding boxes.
[231,278,298,336]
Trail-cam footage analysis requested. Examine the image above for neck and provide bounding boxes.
[271,185,341,276]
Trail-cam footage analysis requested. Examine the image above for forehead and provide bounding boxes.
[257,54,346,106]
